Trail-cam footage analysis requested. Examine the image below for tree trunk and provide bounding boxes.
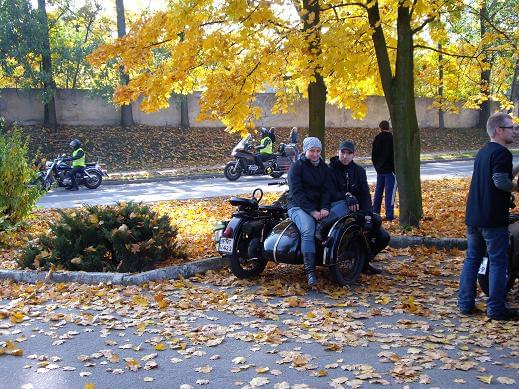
[180,94,190,129]
[510,59,518,117]
[116,0,134,127]
[478,2,491,129]
[38,0,57,130]
[438,44,445,130]
[367,2,422,227]
[302,0,326,156]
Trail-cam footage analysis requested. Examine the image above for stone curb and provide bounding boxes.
[0,256,229,286]
[0,236,467,286]
[390,236,467,250]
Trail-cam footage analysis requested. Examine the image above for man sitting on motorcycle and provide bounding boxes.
[253,128,274,173]
[328,140,390,275]
[64,139,86,191]
[287,137,349,286]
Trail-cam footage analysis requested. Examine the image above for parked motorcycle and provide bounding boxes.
[214,183,369,285]
[36,155,108,190]
[477,213,519,295]
[224,135,297,181]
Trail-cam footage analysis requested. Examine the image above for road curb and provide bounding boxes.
[0,236,467,286]
[0,256,230,286]
[389,236,467,250]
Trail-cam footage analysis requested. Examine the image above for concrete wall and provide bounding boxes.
[0,88,480,128]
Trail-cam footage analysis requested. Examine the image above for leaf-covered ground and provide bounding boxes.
[1,178,470,271]
[0,245,518,388]
[16,125,491,172]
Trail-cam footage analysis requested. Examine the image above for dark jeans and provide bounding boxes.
[69,166,85,189]
[458,225,509,316]
[373,173,397,220]
[254,153,273,169]
[367,227,390,260]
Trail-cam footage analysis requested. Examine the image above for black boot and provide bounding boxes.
[315,212,340,241]
[303,252,317,286]
[362,262,382,275]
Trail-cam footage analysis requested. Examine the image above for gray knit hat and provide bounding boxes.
[302,137,322,153]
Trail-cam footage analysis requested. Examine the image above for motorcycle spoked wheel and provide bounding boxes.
[477,261,517,296]
[329,228,367,286]
[224,162,242,181]
[83,171,103,189]
[229,236,267,278]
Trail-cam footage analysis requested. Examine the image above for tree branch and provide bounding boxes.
[414,44,482,59]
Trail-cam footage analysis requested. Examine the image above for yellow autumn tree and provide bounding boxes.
[90,0,508,226]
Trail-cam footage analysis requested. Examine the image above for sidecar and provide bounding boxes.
[261,213,369,286]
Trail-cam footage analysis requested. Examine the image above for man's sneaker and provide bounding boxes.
[459,306,484,316]
[488,308,519,321]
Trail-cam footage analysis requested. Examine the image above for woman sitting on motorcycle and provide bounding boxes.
[287,137,349,286]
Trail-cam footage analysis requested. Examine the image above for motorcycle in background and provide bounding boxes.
[35,155,108,190]
[224,135,298,181]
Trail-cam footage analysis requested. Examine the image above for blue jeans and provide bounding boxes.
[288,201,350,254]
[458,226,509,316]
[373,173,397,220]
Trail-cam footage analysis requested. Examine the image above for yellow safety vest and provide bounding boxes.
[72,148,86,167]
[260,137,273,154]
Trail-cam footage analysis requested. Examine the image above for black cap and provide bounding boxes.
[338,140,355,152]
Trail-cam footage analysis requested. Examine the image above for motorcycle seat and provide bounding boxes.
[259,204,286,212]
[85,162,96,167]
[229,197,258,210]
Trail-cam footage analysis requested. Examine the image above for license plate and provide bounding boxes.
[478,257,488,275]
[218,237,234,254]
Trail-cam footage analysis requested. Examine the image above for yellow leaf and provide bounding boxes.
[477,375,493,384]
[154,343,167,351]
[88,214,99,224]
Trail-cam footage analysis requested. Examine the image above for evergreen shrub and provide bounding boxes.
[20,202,186,272]
[0,126,42,229]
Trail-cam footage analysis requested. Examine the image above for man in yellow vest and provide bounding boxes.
[65,139,86,191]
[254,128,273,173]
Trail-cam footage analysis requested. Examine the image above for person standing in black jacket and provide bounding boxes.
[371,120,396,220]
[328,140,390,274]
[287,137,347,286]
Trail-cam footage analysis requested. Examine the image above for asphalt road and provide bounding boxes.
[36,159,484,210]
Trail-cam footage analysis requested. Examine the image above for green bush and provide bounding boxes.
[0,126,42,229]
[20,202,186,273]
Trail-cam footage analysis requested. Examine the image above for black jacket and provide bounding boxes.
[371,131,394,174]
[328,156,372,212]
[287,156,332,213]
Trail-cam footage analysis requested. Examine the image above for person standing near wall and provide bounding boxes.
[371,120,396,221]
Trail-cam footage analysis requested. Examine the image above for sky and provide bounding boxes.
[30,0,167,14]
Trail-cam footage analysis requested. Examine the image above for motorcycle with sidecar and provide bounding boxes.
[214,183,372,285]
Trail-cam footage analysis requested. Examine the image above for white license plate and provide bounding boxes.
[218,237,234,254]
[478,257,489,275]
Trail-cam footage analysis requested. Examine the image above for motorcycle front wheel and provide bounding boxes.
[229,236,267,278]
[84,171,102,189]
[224,162,242,181]
[329,228,367,286]
[477,258,516,296]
